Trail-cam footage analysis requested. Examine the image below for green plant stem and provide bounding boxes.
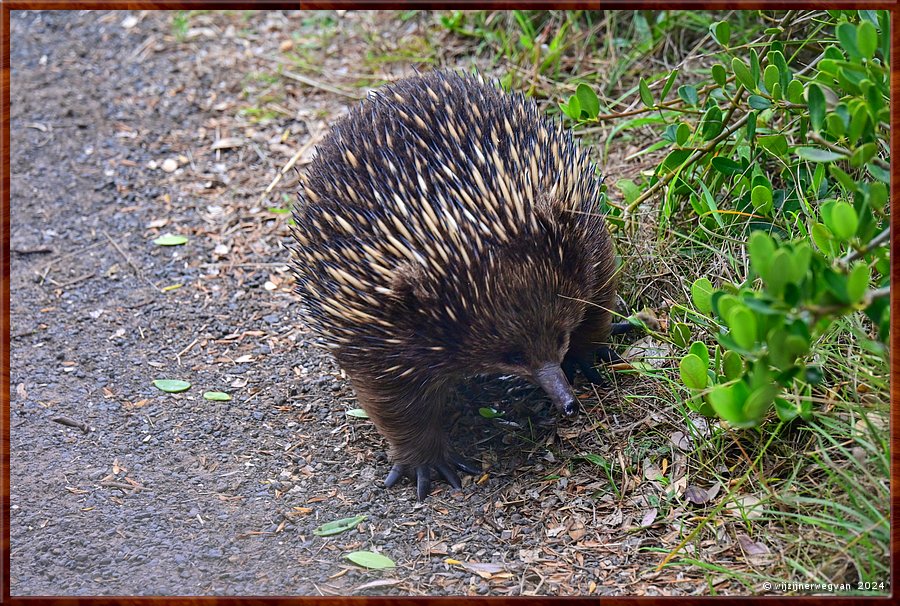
[620,112,751,223]
[842,227,890,264]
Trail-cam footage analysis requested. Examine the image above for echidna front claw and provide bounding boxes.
[383,452,481,500]
[416,466,432,501]
[384,464,406,489]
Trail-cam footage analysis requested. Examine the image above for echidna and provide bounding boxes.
[291,71,625,500]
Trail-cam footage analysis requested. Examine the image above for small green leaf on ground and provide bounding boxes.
[346,408,369,418]
[578,453,609,468]
[153,234,188,246]
[313,515,367,537]
[479,407,504,419]
[153,379,191,393]
[344,550,395,569]
[203,391,231,401]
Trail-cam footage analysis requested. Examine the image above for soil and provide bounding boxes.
[9,10,738,597]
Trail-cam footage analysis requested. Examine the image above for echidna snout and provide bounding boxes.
[533,363,579,417]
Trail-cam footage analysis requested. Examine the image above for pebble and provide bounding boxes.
[161,158,178,173]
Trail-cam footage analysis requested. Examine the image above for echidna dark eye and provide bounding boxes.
[502,351,526,367]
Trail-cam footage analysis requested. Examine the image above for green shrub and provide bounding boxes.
[566,10,889,427]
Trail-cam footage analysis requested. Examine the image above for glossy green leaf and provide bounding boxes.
[313,515,367,537]
[867,182,888,210]
[766,249,792,296]
[675,122,691,146]
[708,384,747,426]
[746,111,757,140]
[749,48,761,84]
[770,82,782,101]
[796,147,844,162]
[711,64,727,87]
[565,96,581,119]
[203,391,231,401]
[763,65,779,93]
[727,307,757,350]
[715,294,742,323]
[700,105,724,140]
[153,234,189,246]
[837,22,859,59]
[828,165,857,192]
[856,20,877,60]
[660,149,692,174]
[689,341,710,370]
[345,550,396,569]
[849,143,877,168]
[616,179,641,204]
[748,231,775,278]
[847,262,869,303]
[691,278,714,315]
[750,185,773,215]
[660,69,679,103]
[774,397,799,422]
[153,379,191,393]
[478,407,504,419]
[346,408,369,418]
[826,112,846,137]
[787,79,804,104]
[722,350,743,380]
[639,78,654,107]
[711,157,742,176]
[807,83,825,131]
[867,162,890,184]
[829,201,858,240]
[679,354,708,390]
[811,222,836,256]
[712,21,731,47]
[848,103,869,145]
[732,58,756,90]
[671,322,691,349]
[744,384,777,422]
[678,85,699,106]
[757,135,787,156]
[790,242,812,283]
[575,83,600,119]
[747,95,771,110]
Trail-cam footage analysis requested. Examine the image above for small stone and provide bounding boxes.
[161,158,178,173]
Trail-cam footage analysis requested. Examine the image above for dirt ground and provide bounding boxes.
[9,10,748,596]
